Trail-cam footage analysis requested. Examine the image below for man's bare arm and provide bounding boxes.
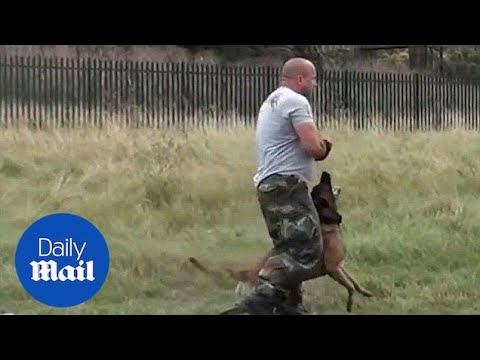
[294,121,332,161]
[285,94,332,161]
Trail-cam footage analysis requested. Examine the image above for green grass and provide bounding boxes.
[1,124,480,315]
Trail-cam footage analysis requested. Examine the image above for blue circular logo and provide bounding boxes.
[15,213,110,308]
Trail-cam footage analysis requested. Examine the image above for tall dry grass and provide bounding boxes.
[1,123,479,314]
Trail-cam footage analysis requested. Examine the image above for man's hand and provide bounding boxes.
[315,139,332,161]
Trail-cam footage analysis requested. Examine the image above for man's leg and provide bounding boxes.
[276,185,341,314]
[242,174,323,315]
[274,283,309,315]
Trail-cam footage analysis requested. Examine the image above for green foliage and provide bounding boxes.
[181,45,480,78]
[181,45,293,61]
[443,46,480,78]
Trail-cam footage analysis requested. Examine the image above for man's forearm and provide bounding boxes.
[294,121,331,161]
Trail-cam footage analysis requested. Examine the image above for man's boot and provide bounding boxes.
[274,284,309,315]
[242,278,288,315]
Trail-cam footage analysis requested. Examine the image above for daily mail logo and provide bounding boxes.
[15,213,109,308]
[31,238,95,282]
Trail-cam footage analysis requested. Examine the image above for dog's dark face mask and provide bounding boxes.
[311,171,342,225]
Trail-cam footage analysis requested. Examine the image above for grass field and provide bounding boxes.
[1,124,479,315]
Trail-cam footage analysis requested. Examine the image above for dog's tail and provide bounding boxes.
[188,257,224,279]
[188,257,253,283]
[188,257,210,274]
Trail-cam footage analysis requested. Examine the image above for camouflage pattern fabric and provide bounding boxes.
[241,174,323,314]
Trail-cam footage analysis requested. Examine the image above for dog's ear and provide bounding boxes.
[320,171,332,186]
[332,186,341,201]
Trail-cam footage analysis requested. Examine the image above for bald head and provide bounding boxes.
[281,57,315,78]
[280,57,317,97]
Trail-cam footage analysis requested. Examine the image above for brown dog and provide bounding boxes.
[189,171,372,313]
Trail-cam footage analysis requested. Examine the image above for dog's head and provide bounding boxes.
[311,171,342,225]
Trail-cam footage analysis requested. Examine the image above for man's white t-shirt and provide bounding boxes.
[253,86,315,188]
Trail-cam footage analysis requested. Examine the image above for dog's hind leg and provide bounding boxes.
[340,266,373,298]
[327,269,356,313]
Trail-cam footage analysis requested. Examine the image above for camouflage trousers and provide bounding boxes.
[244,174,323,314]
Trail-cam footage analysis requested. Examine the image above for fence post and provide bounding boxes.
[414,73,420,131]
